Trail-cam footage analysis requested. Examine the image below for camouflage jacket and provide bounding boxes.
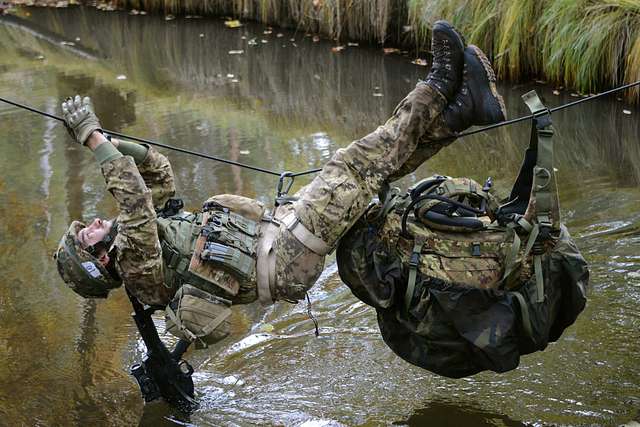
[101,147,176,306]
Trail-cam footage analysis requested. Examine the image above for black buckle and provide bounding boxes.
[533,109,552,129]
[471,242,481,257]
[409,251,420,268]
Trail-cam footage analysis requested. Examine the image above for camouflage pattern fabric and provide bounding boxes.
[101,148,176,306]
[264,82,455,301]
[337,198,589,378]
[292,82,451,248]
[101,82,453,308]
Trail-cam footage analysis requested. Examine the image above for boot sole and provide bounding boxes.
[468,45,507,122]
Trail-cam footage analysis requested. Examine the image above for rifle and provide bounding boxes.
[126,288,199,412]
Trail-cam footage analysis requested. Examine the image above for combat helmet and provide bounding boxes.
[54,220,121,298]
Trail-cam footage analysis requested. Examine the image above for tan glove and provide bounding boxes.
[61,95,102,145]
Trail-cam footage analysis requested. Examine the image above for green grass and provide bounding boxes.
[408,0,640,98]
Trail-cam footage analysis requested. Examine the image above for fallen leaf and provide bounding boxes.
[199,33,204,38]
[314,74,321,80]
[412,58,428,66]
[226,73,235,78]
[623,109,632,115]
[139,10,147,15]
[228,50,244,55]
[552,90,560,95]
[289,38,295,42]
[248,38,258,46]
[276,33,284,38]
[261,39,268,44]
[263,29,272,35]
[331,45,345,52]
[224,20,242,28]
[165,14,175,21]
[383,47,400,54]
[241,36,247,40]
[260,323,274,332]
[312,35,320,42]
[130,9,139,15]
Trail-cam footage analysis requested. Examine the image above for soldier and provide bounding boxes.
[55,22,509,349]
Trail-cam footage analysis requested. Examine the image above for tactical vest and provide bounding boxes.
[337,91,589,378]
[157,195,266,305]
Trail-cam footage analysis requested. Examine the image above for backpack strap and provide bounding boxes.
[405,235,426,312]
[521,90,560,303]
[522,90,560,234]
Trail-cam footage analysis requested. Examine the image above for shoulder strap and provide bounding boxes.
[405,235,426,312]
[522,90,560,233]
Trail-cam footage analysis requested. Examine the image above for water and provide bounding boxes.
[0,6,639,426]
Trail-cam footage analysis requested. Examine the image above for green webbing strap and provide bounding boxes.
[534,255,544,303]
[522,90,559,304]
[510,291,534,342]
[522,90,559,232]
[522,223,545,302]
[522,223,540,260]
[500,226,522,286]
[405,236,426,312]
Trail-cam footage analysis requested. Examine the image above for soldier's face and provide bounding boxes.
[78,218,113,248]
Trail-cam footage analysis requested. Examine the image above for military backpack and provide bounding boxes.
[337,91,589,377]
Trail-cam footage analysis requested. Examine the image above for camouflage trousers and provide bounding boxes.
[267,82,456,302]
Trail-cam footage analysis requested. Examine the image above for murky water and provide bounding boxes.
[0,6,639,426]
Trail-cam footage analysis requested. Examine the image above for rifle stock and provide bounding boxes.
[126,289,199,412]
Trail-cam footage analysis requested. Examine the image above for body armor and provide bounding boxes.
[157,195,266,346]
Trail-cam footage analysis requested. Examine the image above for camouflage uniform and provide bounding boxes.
[101,149,177,306]
[101,82,452,307]
[274,82,452,301]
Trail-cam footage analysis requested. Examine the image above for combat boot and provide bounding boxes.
[425,20,466,102]
[442,45,507,132]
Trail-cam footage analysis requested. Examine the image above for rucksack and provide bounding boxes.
[336,91,589,378]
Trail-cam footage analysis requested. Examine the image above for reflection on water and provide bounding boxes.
[394,400,526,427]
[0,6,639,427]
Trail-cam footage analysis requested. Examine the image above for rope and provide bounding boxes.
[1,80,638,178]
[0,96,282,176]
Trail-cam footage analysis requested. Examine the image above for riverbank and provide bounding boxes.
[4,0,640,101]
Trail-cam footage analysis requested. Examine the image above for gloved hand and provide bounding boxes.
[61,95,102,145]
